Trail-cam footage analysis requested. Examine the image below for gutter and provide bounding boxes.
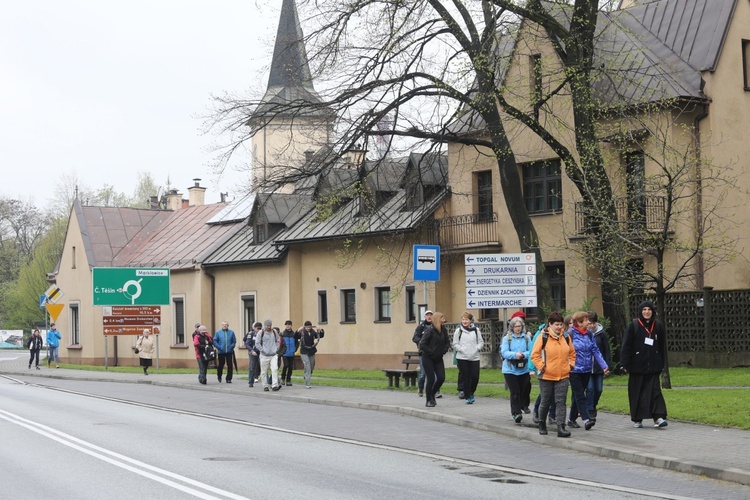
[203,267,216,331]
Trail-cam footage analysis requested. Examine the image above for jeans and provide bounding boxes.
[217,352,233,382]
[417,355,425,392]
[196,356,209,384]
[586,372,604,412]
[259,354,279,388]
[281,356,295,382]
[539,378,569,425]
[48,346,59,364]
[248,353,259,385]
[421,355,445,403]
[504,373,531,415]
[569,372,593,422]
[301,353,315,386]
[456,359,480,399]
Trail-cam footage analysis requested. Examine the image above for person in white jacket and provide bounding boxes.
[452,311,484,404]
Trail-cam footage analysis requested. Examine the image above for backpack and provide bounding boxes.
[202,343,216,361]
[277,334,286,356]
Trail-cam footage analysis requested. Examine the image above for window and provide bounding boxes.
[341,289,356,323]
[70,303,80,345]
[546,262,566,311]
[71,246,76,269]
[743,40,750,90]
[173,297,185,344]
[405,286,416,322]
[475,171,493,221]
[255,222,267,244]
[318,290,328,324]
[522,160,562,214]
[625,151,646,229]
[375,286,391,322]
[480,308,499,321]
[242,294,256,334]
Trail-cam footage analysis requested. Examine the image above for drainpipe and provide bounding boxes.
[203,268,216,332]
[693,102,709,289]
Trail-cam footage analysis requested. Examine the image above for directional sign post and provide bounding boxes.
[93,268,170,306]
[102,306,162,336]
[465,253,537,309]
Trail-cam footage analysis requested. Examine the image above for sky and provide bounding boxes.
[0,0,281,209]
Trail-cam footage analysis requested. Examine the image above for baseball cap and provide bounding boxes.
[424,310,433,315]
[195,322,201,329]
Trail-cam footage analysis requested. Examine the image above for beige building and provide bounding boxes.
[50,0,750,369]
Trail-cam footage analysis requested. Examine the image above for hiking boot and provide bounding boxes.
[532,410,540,424]
[557,424,571,438]
[522,407,531,414]
[584,419,595,430]
[513,413,522,423]
[538,421,548,435]
[426,400,436,407]
[567,420,581,429]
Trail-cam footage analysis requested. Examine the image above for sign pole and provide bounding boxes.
[104,336,108,370]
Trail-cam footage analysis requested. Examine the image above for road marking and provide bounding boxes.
[0,408,248,500]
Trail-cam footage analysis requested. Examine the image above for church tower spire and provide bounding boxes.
[250,0,333,192]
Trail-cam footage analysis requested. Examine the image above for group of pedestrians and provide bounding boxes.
[25,324,61,370]
[411,302,669,436]
[189,319,322,390]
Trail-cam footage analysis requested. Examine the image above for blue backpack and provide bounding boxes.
[283,335,297,357]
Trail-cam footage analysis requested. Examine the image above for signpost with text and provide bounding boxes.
[93,268,170,306]
[465,253,537,309]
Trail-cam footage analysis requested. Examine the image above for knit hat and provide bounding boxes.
[638,300,656,322]
[304,320,312,326]
[510,311,526,320]
[264,319,273,326]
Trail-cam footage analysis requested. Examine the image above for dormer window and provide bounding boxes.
[255,222,267,243]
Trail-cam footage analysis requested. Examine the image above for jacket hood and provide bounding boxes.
[638,300,656,323]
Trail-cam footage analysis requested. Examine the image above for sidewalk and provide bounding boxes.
[2,356,749,486]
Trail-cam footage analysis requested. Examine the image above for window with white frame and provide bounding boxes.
[318,290,328,324]
[173,297,185,344]
[341,289,356,323]
[375,286,391,322]
[242,294,256,335]
[70,303,80,345]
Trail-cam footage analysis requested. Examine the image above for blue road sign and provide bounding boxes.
[413,245,440,281]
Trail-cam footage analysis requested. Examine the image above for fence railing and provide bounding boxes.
[427,212,499,249]
[574,197,667,235]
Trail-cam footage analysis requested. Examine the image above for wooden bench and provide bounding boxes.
[382,368,419,388]
[402,350,421,369]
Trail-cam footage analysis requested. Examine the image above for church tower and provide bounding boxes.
[250,0,334,192]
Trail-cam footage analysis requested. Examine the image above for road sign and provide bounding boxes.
[93,268,170,306]
[102,306,162,336]
[45,303,64,322]
[413,245,440,281]
[43,285,64,304]
[466,297,538,309]
[465,253,537,310]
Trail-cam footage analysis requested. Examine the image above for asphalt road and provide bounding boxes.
[1,374,748,499]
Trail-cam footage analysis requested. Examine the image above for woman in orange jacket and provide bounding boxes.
[531,311,576,437]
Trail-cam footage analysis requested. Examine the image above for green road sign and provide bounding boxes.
[93,268,170,306]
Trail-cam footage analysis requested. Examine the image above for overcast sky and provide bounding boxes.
[0,0,280,209]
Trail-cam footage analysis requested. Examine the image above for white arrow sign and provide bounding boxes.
[465,264,536,277]
[467,297,538,309]
[466,275,536,287]
[466,286,537,298]
[464,253,535,265]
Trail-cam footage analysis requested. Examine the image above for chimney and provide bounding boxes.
[346,143,366,168]
[188,178,206,206]
[149,195,159,209]
[166,189,183,210]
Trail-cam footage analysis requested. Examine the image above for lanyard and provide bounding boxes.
[637,319,654,337]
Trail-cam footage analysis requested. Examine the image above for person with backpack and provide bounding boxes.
[501,315,532,422]
[27,329,44,370]
[256,319,282,392]
[452,311,483,405]
[586,311,611,419]
[299,321,321,388]
[244,322,262,387]
[531,311,576,437]
[419,311,450,408]
[621,300,669,429]
[280,320,300,386]
[566,311,610,431]
[193,325,214,385]
[412,310,433,397]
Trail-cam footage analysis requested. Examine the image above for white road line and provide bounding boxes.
[0,409,249,500]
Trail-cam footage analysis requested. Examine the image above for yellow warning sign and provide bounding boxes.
[45,303,64,322]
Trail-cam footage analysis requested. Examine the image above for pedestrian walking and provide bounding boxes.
[419,311,450,408]
[621,300,669,428]
[27,329,43,369]
[135,328,155,375]
[453,311,483,404]
[299,321,320,388]
[586,311,611,419]
[500,316,532,422]
[280,320,300,386]
[531,311,576,437]
[244,322,262,387]
[411,310,433,397]
[46,323,62,368]
[193,325,214,385]
[567,311,609,430]
[256,319,281,391]
[214,321,237,383]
